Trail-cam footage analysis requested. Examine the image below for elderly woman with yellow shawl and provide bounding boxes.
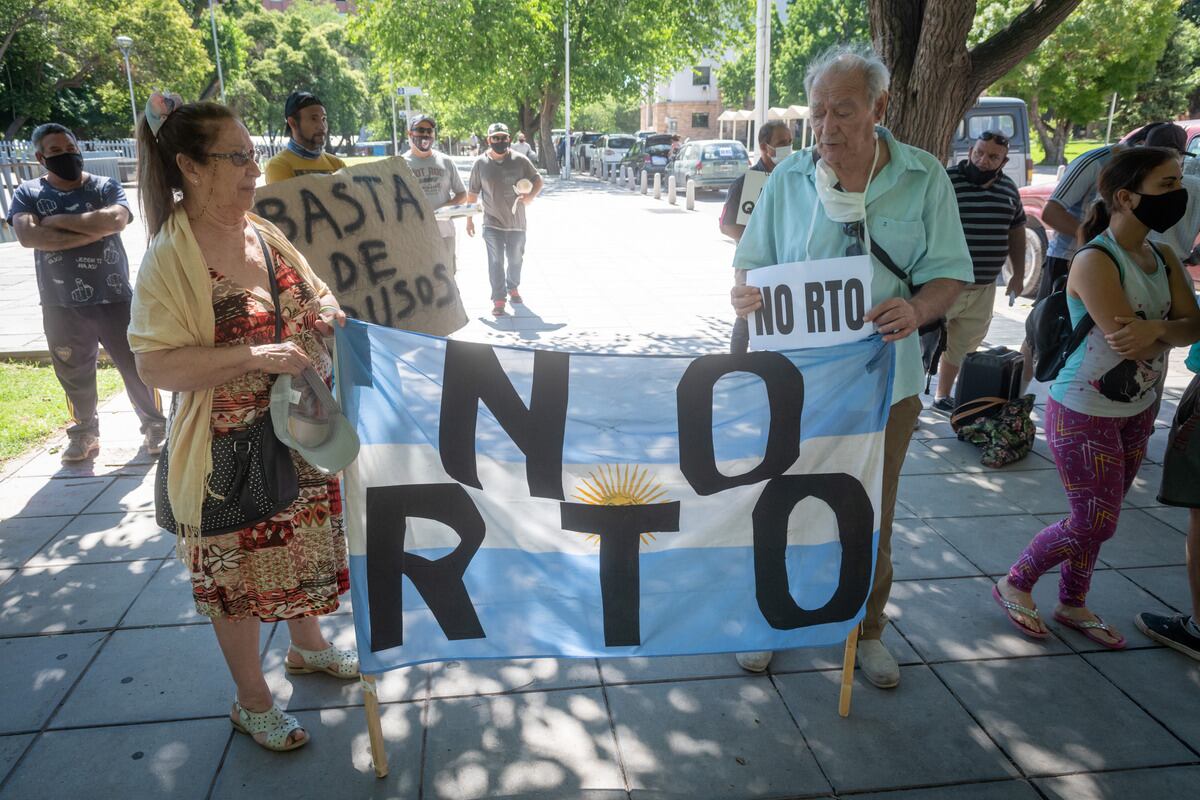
[128,94,356,752]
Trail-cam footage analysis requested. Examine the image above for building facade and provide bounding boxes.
[640,58,724,141]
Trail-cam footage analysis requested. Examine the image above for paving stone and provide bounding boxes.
[890,519,982,580]
[212,705,421,799]
[83,473,156,515]
[1084,649,1200,750]
[1119,566,1195,615]
[426,687,627,800]
[910,415,956,440]
[921,436,1056,473]
[774,667,1017,794]
[427,656,602,700]
[12,445,155,479]
[0,562,154,635]
[26,512,171,567]
[892,497,918,520]
[0,476,111,518]
[934,656,1194,776]
[2,719,229,800]
[0,515,70,569]
[120,561,204,628]
[899,441,958,475]
[1142,504,1192,533]
[766,623,921,674]
[0,734,33,785]
[607,677,829,799]
[898,474,1025,518]
[599,652,764,685]
[1027,569,1177,651]
[852,782,1041,800]
[1032,508,1185,569]
[923,514,1045,576]
[1035,765,1200,800]
[0,632,105,734]
[976,471,1071,516]
[889,577,1073,662]
[52,624,270,728]
[1122,463,1165,508]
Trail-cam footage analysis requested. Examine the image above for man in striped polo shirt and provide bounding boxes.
[931,131,1026,413]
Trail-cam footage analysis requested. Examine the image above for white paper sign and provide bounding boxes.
[735,170,768,226]
[745,256,874,350]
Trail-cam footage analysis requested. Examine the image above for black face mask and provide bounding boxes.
[963,160,1001,185]
[44,152,83,182]
[412,135,433,152]
[490,140,510,155]
[1131,187,1189,232]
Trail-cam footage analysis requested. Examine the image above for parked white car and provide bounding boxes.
[594,134,635,173]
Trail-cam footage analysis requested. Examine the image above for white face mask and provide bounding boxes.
[813,137,880,223]
[771,144,793,163]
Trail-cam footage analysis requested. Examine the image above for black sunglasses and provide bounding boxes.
[411,127,435,135]
[842,221,864,257]
[978,130,1009,147]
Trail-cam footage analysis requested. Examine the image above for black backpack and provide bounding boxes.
[1025,239,1152,383]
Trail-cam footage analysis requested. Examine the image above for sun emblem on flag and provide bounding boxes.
[572,464,668,546]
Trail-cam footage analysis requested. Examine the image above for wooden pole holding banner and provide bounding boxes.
[361,674,389,777]
[838,626,859,717]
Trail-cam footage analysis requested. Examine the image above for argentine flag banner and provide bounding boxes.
[335,320,895,674]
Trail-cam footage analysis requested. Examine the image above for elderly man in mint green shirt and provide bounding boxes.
[730,45,970,687]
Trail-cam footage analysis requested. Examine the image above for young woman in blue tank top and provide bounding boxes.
[994,147,1200,648]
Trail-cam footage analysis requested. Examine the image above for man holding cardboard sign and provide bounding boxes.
[730,44,970,686]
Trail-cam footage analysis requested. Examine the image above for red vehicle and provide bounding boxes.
[1011,120,1200,296]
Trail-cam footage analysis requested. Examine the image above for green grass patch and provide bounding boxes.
[1029,138,1106,167]
[0,361,125,463]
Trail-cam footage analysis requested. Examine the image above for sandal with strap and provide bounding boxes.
[992,584,1049,639]
[286,643,360,679]
[1054,611,1127,650]
[231,701,308,752]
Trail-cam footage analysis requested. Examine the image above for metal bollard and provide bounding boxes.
[668,175,677,204]
[610,163,617,184]
[653,172,662,199]
[685,179,695,210]
[640,170,648,194]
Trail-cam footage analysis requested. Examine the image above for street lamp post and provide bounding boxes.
[115,35,137,134]
[209,0,227,104]
[562,0,571,179]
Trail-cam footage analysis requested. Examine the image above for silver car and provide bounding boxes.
[670,139,750,192]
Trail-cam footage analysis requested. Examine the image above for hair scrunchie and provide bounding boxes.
[145,91,185,137]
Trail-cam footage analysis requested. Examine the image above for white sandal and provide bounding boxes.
[285,643,360,679]
[231,701,308,752]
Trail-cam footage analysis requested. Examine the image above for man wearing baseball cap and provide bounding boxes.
[467,122,543,316]
[404,114,468,272]
[265,91,347,184]
[1144,122,1200,262]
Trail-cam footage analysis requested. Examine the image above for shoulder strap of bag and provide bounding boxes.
[950,397,1007,431]
[868,237,914,292]
[252,227,283,344]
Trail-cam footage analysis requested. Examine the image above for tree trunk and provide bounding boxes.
[1027,94,1058,166]
[5,116,28,141]
[1048,119,1071,166]
[869,0,1084,160]
[538,89,561,175]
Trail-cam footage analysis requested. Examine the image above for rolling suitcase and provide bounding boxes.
[953,346,1023,426]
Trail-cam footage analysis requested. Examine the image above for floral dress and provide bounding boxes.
[189,246,349,620]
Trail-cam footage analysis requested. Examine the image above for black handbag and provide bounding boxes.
[154,229,300,536]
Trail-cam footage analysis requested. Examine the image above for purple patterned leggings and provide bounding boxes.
[1007,397,1156,607]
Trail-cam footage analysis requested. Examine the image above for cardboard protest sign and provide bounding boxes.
[335,321,893,672]
[254,157,467,336]
[746,257,875,350]
[735,169,768,226]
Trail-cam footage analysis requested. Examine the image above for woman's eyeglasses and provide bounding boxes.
[207,149,258,167]
[978,130,1009,147]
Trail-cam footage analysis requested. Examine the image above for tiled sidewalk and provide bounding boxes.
[2,179,1199,799]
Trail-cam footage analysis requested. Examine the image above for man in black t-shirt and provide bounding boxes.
[7,123,164,461]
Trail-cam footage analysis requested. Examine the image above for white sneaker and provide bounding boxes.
[857,639,899,688]
[735,651,773,673]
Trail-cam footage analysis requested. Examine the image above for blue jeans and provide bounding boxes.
[482,227,526,302]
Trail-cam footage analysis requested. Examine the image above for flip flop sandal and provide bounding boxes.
[1053,612,1127,650]
[231,702,308,752]
[992,584,1049,639]
[286,643,360,679]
